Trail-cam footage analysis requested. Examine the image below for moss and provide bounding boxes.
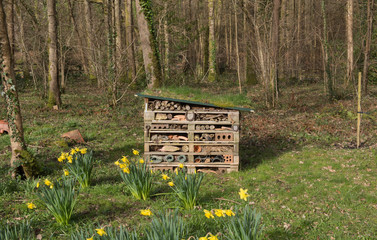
[15,149,40,178]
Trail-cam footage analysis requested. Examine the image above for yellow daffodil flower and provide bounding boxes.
[44,179,52,186]
[121,156,129,163]
[58,157,64,162]
[208,234,218,240]
[179,163,184,168]
[64,169,69,176]
[114,160,120,166]
[161,174,170,180]
[70,148,77,155]
[86,237,94,240]
[80,148,87,154]
[36,181,40,188]
[150,169,153,174]
[168,181,174,187]
[175,168,179,175]
[27,202,36,209]
[204,209,214,219]
[139,159,144,164]
[239,188,250,201]
[67,155,73,163]
[95,228,107,236]
[50,184,54,189]
[199,237,208,240]
[122,167,130,173]
[214,209,225,217]
[140,209,152,216]
[132,149,139,155]
[225,209,235,216]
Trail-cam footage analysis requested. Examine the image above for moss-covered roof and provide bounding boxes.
[136,89,254,112]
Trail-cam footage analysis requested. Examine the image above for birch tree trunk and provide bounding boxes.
[208,0,216,82]
[163,0,169,80]
[0,0,27,177]
[114,0,122,71]
[135,0,162,89]
[362,0,374,94]
[47,0,61,108]
[346,0,354,86]
[233,0,241,93]
[84,0,96,80]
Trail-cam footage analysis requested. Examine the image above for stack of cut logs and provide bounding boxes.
[194,133,215,141]
[149,100,191,111]
[196,113,228,122]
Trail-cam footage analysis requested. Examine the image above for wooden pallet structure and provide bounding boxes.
[136,93,254,174]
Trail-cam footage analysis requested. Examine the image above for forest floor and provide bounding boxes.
[0,80,377,239]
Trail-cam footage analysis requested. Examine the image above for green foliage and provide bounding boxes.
[62,149,95,188]
[19,177,39,196]
[224,205,264,240]
[70,225,138,240]
[15,149,40,178]
[35,178,79,225]
[117,156,153,200]
[0,176,19,196]
[0,220,36,240]
[169,167,204,210]
[145,210,187,240]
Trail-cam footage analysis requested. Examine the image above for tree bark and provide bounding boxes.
[135,0,162,88]
[125,0,136,79]
[114,0,122,71]
[362,0,374,94]
[321,0,333,101]
[84,0,96,80]
[269,0,281,107]
[47,0,61,108]
[233,0,241,93]
[0,0,27,177]
[346,0,354,86]
[163,0,169,81]
[5,0,14,61]
[208,0,216,82]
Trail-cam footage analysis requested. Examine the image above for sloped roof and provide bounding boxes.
[136,93,254,112]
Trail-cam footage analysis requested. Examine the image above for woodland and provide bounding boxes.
[0,0,377,239]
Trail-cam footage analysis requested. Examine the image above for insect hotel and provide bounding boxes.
[136,93,253,173]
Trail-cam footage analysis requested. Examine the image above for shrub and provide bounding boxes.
[70,225,138,240]
[145,210,187,240]
[35,178,78,225]
[59,148,94,188]
[167,165,204,210]
[0,220,35,240]
[116,153,153,200]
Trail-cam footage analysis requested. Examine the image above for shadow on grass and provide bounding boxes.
[240,134,302,170]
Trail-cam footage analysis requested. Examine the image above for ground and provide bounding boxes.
[0,80,376,239]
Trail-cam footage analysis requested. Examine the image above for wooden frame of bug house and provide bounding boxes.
[136,93,253,174]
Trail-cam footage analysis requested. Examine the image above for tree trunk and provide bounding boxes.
[135,0,161,89]
[84,0,96,80]
[114,0,122,71]
[269,0,281,107]
[0,0,27,177]
[233,0,241,93]
[163,0,169,81]
[362,0,374,94]
[125,0,136,79]
[321,0,333,101]
[346,0,354,86]
[5,0,14,61]
[208,0,216,82]
[47,0,61,108]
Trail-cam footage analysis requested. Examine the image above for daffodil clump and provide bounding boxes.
[145,210,187,240]
[165,164,204,210]
[0,220,35,240]
[58,147,94,188]
[116,150,153,200]
[197,233,220,240]
[35,178,78,225]
[223,188,263,240]
[70,225,138,240]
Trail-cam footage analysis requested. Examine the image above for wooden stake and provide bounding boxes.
[357,72,362,148]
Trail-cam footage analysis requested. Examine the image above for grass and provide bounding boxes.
[0,80,377,239]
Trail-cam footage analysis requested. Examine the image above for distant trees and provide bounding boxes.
[1,0,375,107]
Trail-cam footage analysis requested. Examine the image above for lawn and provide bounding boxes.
[0,81,376,239]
